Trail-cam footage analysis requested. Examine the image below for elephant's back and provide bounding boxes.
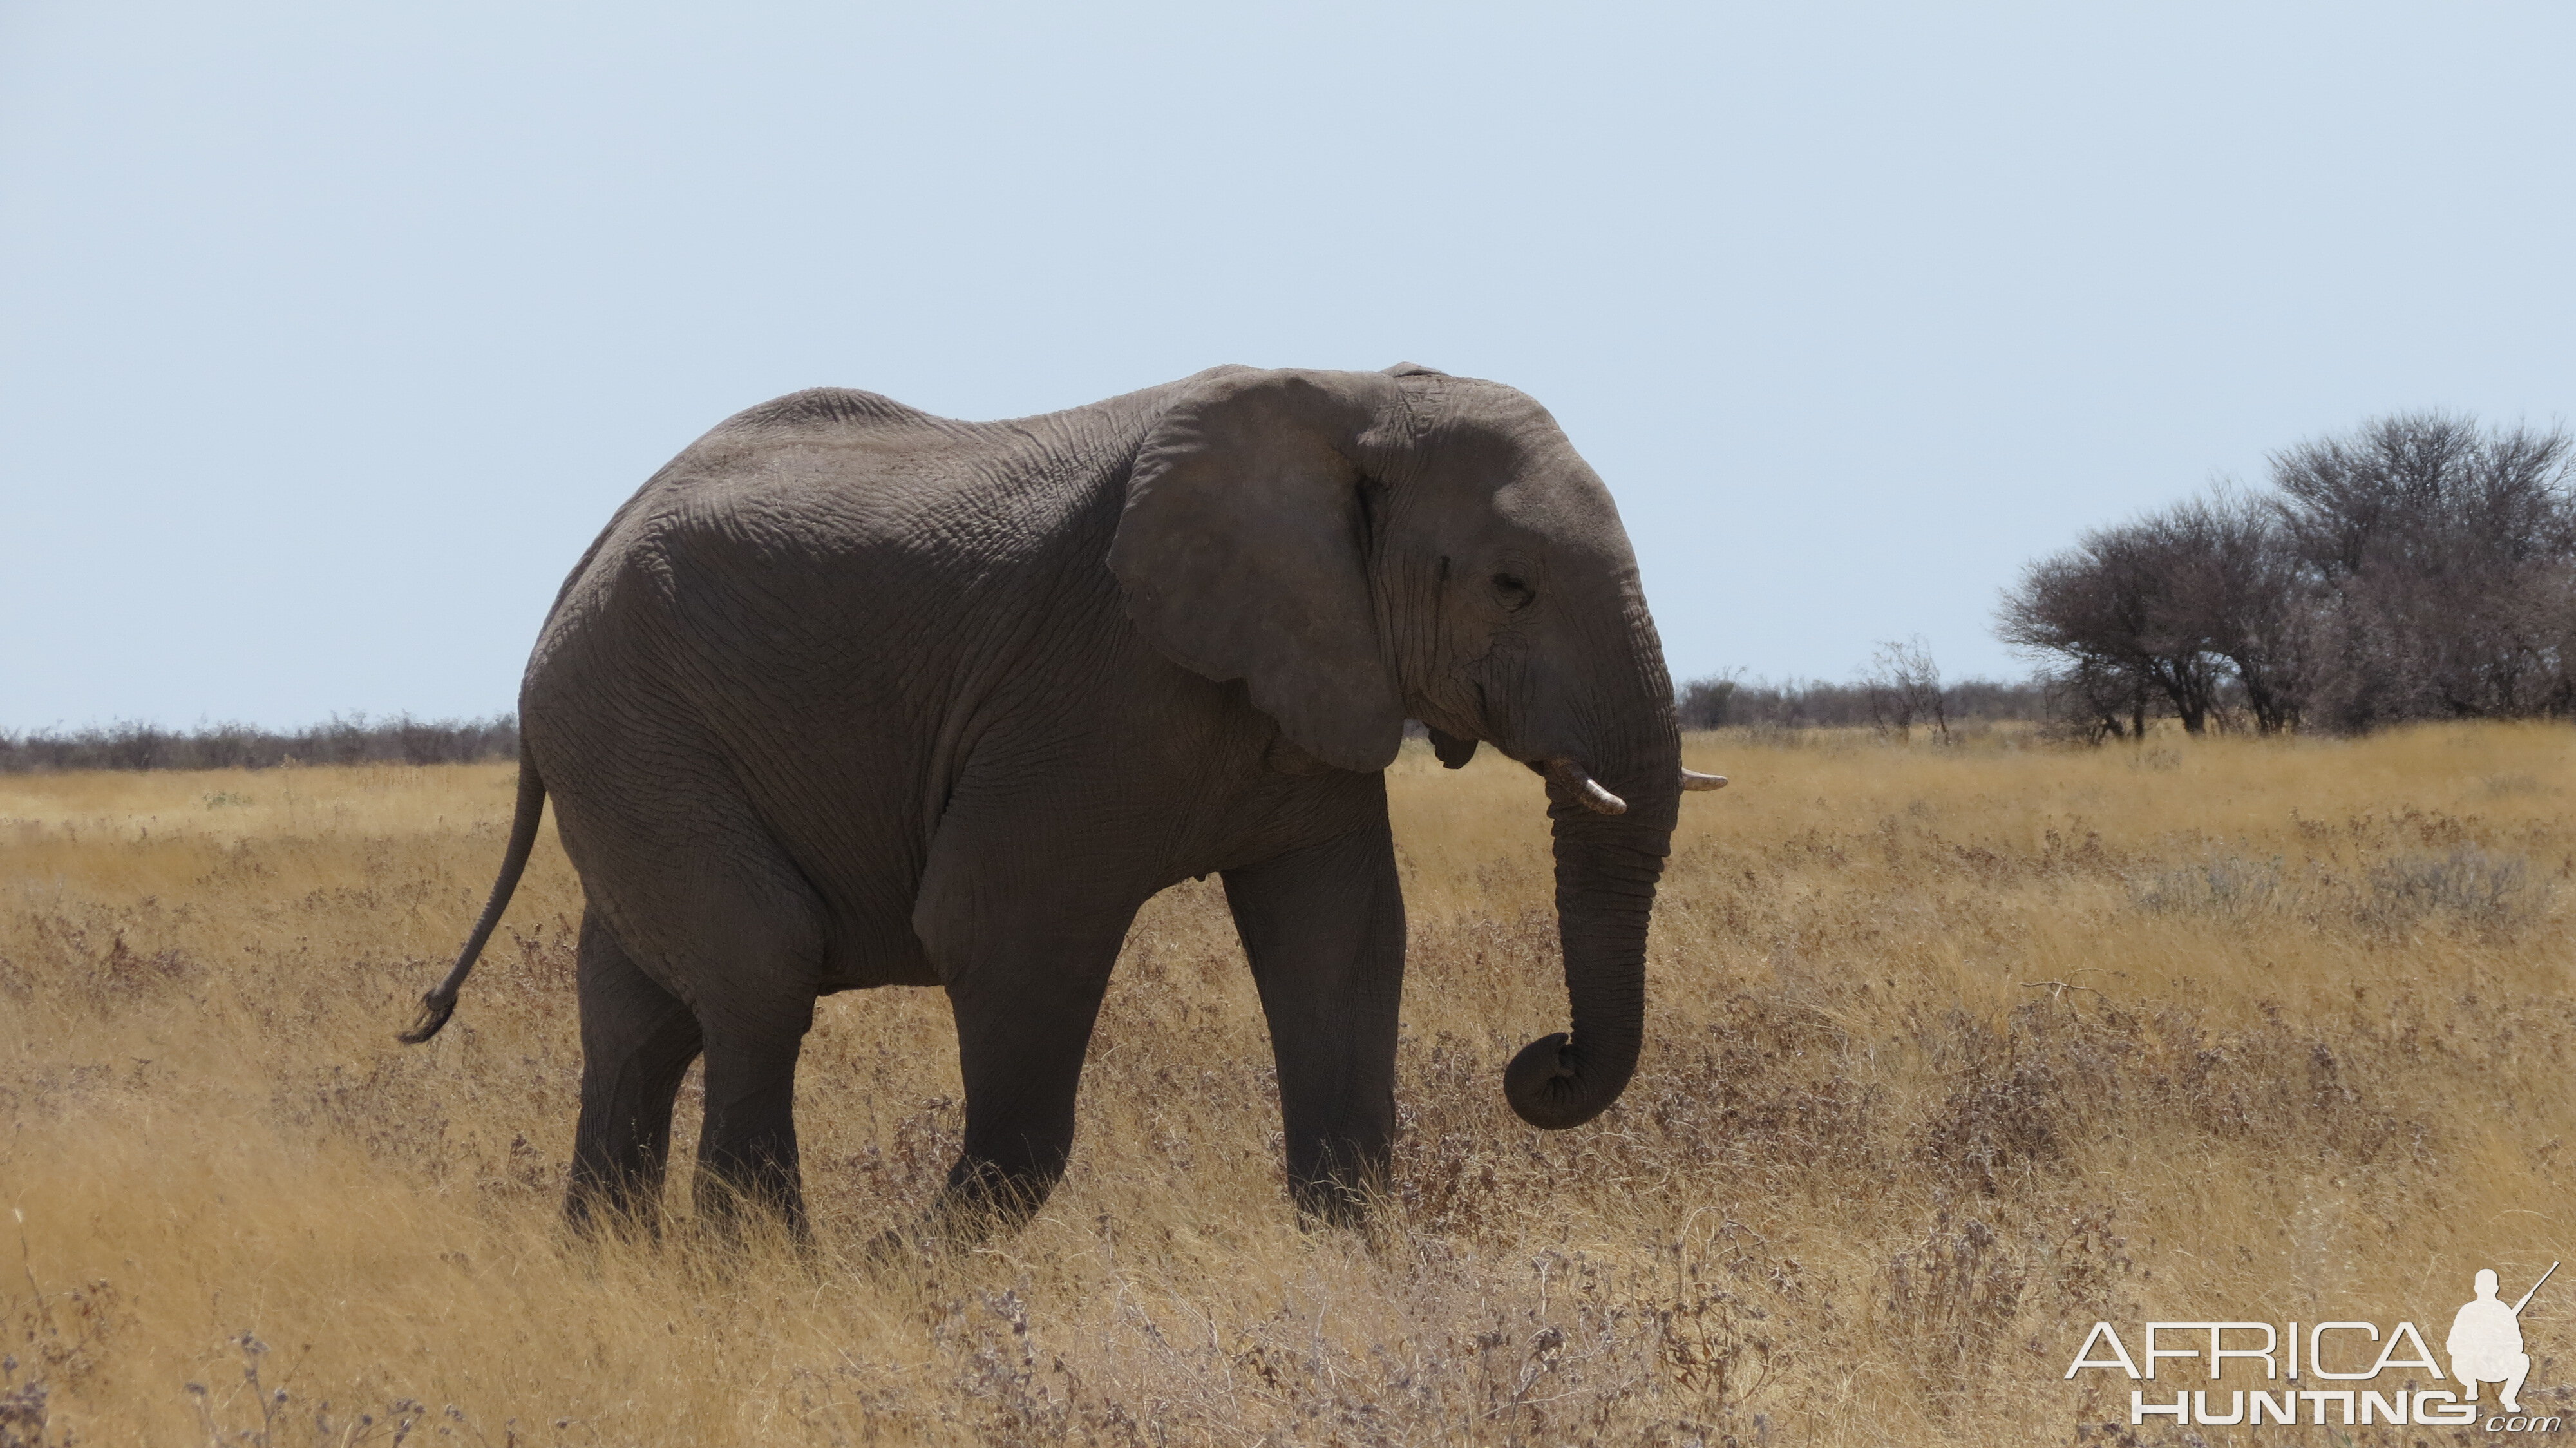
[723,386,931,428]
[529,381,1143,730]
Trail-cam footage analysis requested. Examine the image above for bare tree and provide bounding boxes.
[1861,636,1949,741]
[2000,410,2576,741]
[1998,511,2230,734]
[2273,413,2576,729]
[2040,655,2155,742]
[2152,488,2304,732]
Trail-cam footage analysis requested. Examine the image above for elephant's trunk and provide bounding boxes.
[1504,810,1668,1129]
[1502,652,1678,1129]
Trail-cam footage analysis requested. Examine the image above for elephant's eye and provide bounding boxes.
[1491,572,1535,611]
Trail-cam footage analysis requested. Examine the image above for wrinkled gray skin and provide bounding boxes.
[402,364,1688,1237]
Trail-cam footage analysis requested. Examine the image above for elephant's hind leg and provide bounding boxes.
[692,998,817,1236]
[567,909,705,1236]
[543,731,833,1241]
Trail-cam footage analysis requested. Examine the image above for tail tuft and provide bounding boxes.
[397,988,459,1045]
[396,748,544,1048]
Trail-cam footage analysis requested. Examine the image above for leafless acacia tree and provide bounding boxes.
[1997,508,2235,734]
[2273,414,2576,729]
[2001,412,2576,739]
[1861,636,1949,741]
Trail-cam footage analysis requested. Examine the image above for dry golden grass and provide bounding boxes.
[4,724,2572,1444]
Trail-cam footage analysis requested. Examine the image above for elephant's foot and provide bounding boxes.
[688,1165,811,1250]
[562,1195,657,1244]
[563,1167,674,1244]
[920,1157,1060,1241]
[1289,1176,1376,1232]
[850,1170,1049,1276]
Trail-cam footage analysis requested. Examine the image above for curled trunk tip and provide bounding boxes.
[1503,1031,1633,1130]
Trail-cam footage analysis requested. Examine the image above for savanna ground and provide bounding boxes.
[3,723,2571,1446]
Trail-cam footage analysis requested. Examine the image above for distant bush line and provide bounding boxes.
[30,687,2051,775]
[0,714,519,774]
[1677,674,2046,732]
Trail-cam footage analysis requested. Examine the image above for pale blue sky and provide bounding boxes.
[6,2,2571,729]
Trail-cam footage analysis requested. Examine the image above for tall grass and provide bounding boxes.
[3,725,2571,1443]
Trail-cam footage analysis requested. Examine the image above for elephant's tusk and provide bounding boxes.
[1544,759,1627,815]
[1681,769,1728,791]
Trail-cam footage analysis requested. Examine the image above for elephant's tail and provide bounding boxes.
[398,747,547,1044]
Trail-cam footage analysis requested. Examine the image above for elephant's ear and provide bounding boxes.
[1110,368,1407,773]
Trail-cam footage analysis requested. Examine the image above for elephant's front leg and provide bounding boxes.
[933,953,1121,1234]
[1222,814,1406,1227]
[913,815,1139,1239]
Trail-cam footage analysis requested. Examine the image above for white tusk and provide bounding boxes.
[1681,769,1728,792]
[1544,759,1627,815]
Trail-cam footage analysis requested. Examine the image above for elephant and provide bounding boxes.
[399,363,1723,1237]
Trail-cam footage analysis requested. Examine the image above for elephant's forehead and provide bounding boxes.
[1473,459,1629,571]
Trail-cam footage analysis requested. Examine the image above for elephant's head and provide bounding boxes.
[1110,364,1714,1130]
